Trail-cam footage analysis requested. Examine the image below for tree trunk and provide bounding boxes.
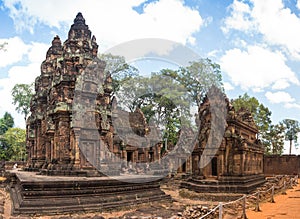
[289,140,292,155]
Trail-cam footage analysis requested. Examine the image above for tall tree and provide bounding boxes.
[116,72,191,147]
[98,53,139,97]
[232,93,272,140]
[232,93,278,155]
[0,112,14,135]
[281,119,300,155]
[0,112,15,160]
[2,128,26,161]
[265,123,285,155]
[162,58,223,108]
[232,93,259,115]
[11,83,34,122]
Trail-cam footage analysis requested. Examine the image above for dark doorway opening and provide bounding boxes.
[211,157,217,176]
[181,159,186,172]
[127,151,133,162]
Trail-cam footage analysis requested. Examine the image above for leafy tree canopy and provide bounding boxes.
[11,83,34,122]
[231,93,283,154]
[281,119,300,154]
[232,93,272,138]
[265,123,285,155]
[0,112,14,135]
[99,53,139,96]
[162,58,223,108]
[115,72,192,147]
[2,127,26,161]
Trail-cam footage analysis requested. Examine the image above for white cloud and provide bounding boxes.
[285,102,300,109]
[223,82,234,91]
[0,63,41,128]
[0,40,48,128]
[265,91,295,104]
[271,79,290,90]
[297,0,300,10]
[3,0,204,52]
[223,0,300,60]
[220,45,299,91]
[0,37,30,67]
[222,0,255,33]
[27,42,49,63]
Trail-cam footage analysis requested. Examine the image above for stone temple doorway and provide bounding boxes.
[182,159,186,172]
[127,151,133,162]
[211,157,217,176]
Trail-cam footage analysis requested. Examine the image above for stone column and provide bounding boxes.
[73,128,81,169]
[241,152,245,176]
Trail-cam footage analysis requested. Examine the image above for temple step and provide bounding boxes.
[9,171,171,216]
[181,174,265,193]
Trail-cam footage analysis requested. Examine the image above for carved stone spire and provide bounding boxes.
[46,35,62,58]
[68,12,91,40]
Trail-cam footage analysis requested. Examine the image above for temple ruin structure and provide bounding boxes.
[181,93,265,193]
[26,13,162,176]
[25,11,265,185]
[10,13,171,215]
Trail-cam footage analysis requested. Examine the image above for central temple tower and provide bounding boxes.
[26,13,113,175]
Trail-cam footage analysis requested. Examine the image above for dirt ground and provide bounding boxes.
[246,180,300,219]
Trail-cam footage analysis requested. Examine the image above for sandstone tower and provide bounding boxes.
[26,13,113,175]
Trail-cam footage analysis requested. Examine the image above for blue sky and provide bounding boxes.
[0,0,300,154]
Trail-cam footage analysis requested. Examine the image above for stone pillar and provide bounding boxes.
[134,150,138,163]
[73,129,81,169]
[36,121,45,168]
[53,112,71,167]
[241,152,245,176]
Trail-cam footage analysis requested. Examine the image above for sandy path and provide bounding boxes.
[246,180,300,219]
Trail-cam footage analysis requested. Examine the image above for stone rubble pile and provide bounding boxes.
[171,205,218,219]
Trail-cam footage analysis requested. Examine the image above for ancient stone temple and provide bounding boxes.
[25,12,162,176]
[10,13,170,215]
[182,92,265,193]
[112,108,163,164]
[26,12,106,174]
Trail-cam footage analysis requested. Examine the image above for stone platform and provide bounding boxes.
[9,170,171,216]
[181,174,265,194]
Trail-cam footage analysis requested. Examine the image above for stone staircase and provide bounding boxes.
[181,174,266,193]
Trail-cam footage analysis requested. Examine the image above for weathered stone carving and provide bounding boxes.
[26,12,162,176]
[26,13,111,175]
[183,91,265,193]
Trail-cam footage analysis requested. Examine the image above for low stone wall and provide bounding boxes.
[4,161,26,170]
[264,155,300,176]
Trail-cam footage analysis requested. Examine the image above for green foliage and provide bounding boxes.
[0,112,15,160]
[232,93,272,136]
[99,53,139,96]
[264,123,285,155]
[1,128,26,161]
[232,93,259,114]
[232,93,275,153]
[114,57,223,147]
[281,119,300,154]
[11,83,34,122]
[162,58,223,107]
[0,112,14,135]
[116,72,191,147]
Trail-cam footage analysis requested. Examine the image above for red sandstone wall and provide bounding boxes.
[264,155,300,176]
